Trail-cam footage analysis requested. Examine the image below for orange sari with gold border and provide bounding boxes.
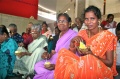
[54,30,117,79]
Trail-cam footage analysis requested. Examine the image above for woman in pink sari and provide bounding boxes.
[54,6,118,79]
[33,13,77,79]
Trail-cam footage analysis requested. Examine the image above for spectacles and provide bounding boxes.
[57,20,68,24]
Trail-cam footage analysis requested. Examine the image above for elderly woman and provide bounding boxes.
[0,25,18,79]
[34,13,77,79]
[13,24,48,75]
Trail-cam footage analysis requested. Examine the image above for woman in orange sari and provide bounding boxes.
[54,5,118,79]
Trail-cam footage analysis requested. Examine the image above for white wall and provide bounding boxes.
[0,13,43,34]
[106,0,120,14]
[56,0,75,22]
[87,0,104,15]
[77,0,85,20]
[84,0,120,23]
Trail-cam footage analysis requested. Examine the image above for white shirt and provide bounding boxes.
[108,28,116,35]
[73,23,87,32]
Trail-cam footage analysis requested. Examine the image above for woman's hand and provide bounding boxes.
[41,52,51,60]
[44,64,55,70]
[18,42,24,47]
[69,36,83,53]
[41,50,56,60]
[71,36,83,45]
[51,50,56,55]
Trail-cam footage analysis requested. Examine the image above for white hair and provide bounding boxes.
[31,24,42,32]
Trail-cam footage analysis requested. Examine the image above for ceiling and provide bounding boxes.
[39,0,57,11]
[38,0,74,23]
[38,0,57,23]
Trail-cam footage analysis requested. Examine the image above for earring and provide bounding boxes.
[98,20,101,26]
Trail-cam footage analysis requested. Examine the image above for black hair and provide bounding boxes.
[68,17,72,22]
[22,32,25,36]
[55,26,61,33]
[28,22,33,25]
[9,23,17,28]
[42,21,48,27]
[107,14,114,19]
[57,13,71,22]
[84,5,101,19]
[116,22,120,31]
[0,25,9,36]
[75,17,83,24]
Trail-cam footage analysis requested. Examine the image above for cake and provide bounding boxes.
[44,61,51,67]
[79,41,88,52]
[15,51,21,56]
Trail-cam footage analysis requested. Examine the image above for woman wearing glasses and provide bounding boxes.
[33,13,77,79]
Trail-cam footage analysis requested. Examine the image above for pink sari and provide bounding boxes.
[34,29,77,79]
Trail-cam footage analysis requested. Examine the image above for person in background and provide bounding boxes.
[52,27,61,50]
[41,22,52,39]
[8,23,24,46]
[101,14,117,30]
[52,21,57,36]
[47,27,61,53]
[73,17,83,32]
[33,13,77,79]
[27,22,33,28]
[22,23,33,49]
[68,17,72,29]
[114,22,120,79]
[55,5,117,79]
[13,24,48,75]
[0,25,18,79]
[71,23,77,30]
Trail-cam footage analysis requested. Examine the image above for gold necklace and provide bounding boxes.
[88,27,101,38]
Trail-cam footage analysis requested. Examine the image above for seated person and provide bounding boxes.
[8,23,24,46]
[13,24,48,75]
[33,13,77,79]
[73,17,83,32]
[54,6,118,79]
[41,22,52,39]
[101,14,117,30]
[22,23,33,49]
[47,27,60,53]
[116,23,120,65]
[0,25,18,78]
